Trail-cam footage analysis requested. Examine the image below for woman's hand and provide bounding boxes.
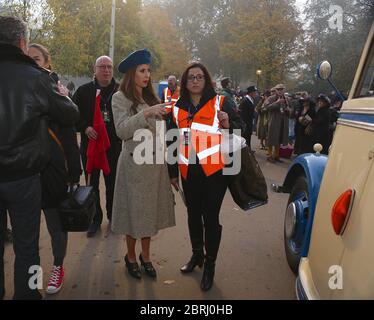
[170,178,179,191]
[57,81,70,96]
[218,111,230,129]
[143,102,173,120]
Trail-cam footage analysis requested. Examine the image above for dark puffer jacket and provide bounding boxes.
[0,43,79,182]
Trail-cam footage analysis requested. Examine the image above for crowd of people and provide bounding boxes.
[216,79,343,160]
[0,15,343,300]
[0,15,245,299]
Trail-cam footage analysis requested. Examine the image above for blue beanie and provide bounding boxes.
[118,49,151,73]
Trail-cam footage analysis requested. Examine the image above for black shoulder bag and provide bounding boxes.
[48,128,96,232]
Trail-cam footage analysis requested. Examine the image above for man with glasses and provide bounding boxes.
[162,75,180,105]
[73,56,121,237]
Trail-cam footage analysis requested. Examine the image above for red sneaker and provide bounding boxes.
[46,266,64,294]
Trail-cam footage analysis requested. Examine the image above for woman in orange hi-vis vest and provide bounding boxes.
[168,62,244,291]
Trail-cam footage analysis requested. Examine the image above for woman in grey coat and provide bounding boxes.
[111,49,175,279]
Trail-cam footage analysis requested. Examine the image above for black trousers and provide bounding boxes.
[81,139,121,224]
[243,130,252,151]
[0,175,42,300]
[181,165,227,260]
[43,208,67,266]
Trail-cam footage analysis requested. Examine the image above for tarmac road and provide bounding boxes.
[3,137,296,300]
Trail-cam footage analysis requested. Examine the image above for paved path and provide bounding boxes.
[3,137,296,300]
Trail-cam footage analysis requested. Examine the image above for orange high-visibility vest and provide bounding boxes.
[172,95,225,179]
[164,87,180,114]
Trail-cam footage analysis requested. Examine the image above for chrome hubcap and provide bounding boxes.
[285,202,297,239]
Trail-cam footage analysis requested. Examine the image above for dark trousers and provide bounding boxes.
[181,165,227,260]
[0,175,42,300]
[43,208,67,266]
[243,130,252,151]
[81,140,121,224]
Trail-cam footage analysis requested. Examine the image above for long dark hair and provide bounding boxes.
[119,66,159,115]
[179,62,215,102]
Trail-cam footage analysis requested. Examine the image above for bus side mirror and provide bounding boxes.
[317,60,332,80]
[316,60,346,101]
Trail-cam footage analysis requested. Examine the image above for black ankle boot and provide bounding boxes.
[139,254,157,278]
[200,257,215,291]
[124,255,141,279]
[180,252,204,273]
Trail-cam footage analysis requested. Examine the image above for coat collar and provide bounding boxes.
[93,77,117,90]
[0,43,39,67]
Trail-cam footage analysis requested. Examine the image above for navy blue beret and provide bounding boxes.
[118,49,151,73]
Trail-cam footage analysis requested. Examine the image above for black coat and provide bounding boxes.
[73,79,121,152]
[0,44,79,183]
[294,103,316,155]
[311,106,332,155]
[42,122,82,209]
[239,96,255,134]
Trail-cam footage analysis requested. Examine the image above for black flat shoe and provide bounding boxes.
[180,253,204,273]
[139,254,157,278]
[124,255,141,279]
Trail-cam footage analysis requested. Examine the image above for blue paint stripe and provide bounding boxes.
[339,113,374,124]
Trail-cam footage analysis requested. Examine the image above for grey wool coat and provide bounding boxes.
[111,91,176,238]
[263,95,290,147]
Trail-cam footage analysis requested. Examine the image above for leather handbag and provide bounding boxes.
[59,185,96,232]
[47,128,96,232]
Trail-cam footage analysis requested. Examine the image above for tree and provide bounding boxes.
[220,0,303,89]
[45,0,101,76]
[141,3,190,80]
[298,0,373,95]
[114,0,162,76]
[162,0,236,78]
[0,0,53,42]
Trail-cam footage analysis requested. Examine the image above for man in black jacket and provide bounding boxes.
[0,16,79,300]
[73,56,121,237]
[239,86,258,150]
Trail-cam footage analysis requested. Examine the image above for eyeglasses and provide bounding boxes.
[96,65,113,70]
[187,74,205,82]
